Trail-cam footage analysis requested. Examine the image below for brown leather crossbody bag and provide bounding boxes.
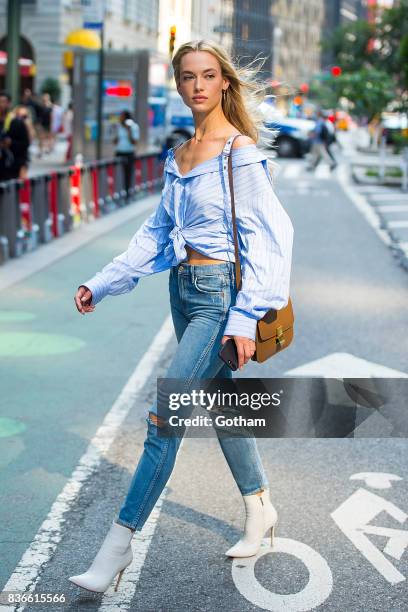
[227,138,294,363]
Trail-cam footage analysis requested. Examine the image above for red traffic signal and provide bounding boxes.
[331,66,342,77]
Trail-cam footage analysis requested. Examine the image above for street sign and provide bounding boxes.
[83,21,103,30]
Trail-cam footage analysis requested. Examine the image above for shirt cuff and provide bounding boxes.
[223,309,258,341]
[78,275,109,306]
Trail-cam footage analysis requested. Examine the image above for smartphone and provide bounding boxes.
[218,339,239,371]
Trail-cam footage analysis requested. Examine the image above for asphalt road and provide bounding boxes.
[0,146,407,611]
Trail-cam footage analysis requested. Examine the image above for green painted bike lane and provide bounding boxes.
[0,201,171,589]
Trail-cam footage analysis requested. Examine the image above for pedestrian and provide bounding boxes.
[0,91,30,181]
[72,39,294,593]
[50,99,64,152]
[37,92,53,157]
[13,105,34,178]
[113,110,140,198]
[323,113,338,169]
[307,109,337,171]
[63,101,74,162]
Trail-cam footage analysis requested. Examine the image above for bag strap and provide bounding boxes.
[227,134,243,292]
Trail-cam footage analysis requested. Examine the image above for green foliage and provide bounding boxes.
[314,1,408,114]
[321,21,377,72]
[40,78,61,103]
[331,68,395,121]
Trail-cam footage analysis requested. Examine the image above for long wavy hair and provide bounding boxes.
[172,39,270,144]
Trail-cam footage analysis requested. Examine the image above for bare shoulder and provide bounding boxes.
[231,135,256,149]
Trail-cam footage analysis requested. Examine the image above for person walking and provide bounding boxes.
[113,110,140,198]
[307,110,337,171]
[0,91,30,181]
[72,39,294,594]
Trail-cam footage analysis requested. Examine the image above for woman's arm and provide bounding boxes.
[223,154,294,341]
[79,188,173,306]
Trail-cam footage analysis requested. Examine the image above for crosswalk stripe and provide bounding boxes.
[314,165,331,180]
[376,205,408,213]
[282,164,302,178]
[370,193,408,201]
[386,220,408,228]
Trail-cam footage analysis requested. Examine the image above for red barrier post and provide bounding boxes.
[19,178,32,234]
[49,172,59,237]
[91,166,100,218]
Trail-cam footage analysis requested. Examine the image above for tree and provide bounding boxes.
[40,77,61,103]
[321,21,378,73]
[331,68,395,122]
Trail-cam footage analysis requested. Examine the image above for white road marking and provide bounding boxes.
[285,352,408,379]
[282,164,302,178]
[231,537,333,611]
[337,166,392,248]
[331,483,407,585]
[2,315,175,612]
[387,220,408,228]
[314,164,331,180]
[370,193,408,202]
[376,205,408,213]
[0,196,157,292]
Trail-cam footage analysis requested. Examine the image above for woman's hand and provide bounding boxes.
[221,335,256,370]
[74,285,95,315]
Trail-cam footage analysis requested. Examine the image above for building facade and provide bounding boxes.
[232,0,274,84]
[272,0,324,93]
[0,0,160,99]
[322,0,368,67]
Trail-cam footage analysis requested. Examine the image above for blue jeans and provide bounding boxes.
[116,261,269,531]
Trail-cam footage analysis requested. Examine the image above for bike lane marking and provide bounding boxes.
[231,538,333,612]
[2,315,174,612]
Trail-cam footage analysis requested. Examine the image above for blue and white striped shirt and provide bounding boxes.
[81,135,294,340]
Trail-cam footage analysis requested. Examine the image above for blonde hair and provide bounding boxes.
[172,39,271,144]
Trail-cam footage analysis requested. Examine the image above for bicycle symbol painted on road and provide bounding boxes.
[231,472,407,611]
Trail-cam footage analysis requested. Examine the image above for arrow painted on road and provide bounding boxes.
[285,352,408,379]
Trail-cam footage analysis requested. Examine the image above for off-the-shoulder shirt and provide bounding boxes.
[80,134,294,341]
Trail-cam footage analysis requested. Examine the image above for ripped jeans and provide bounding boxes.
[116,261,269,531]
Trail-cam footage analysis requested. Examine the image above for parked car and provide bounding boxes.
[164,91,194,149]
[261,115,315,158]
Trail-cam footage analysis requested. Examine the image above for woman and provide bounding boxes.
[113,109,140,197]
[13,105,34,179]
[71,39,294,593]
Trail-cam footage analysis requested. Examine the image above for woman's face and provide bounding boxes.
[177,51,229,113]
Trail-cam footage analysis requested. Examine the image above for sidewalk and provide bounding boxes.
[28,138,70,177]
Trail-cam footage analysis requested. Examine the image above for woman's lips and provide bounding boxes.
[193,97,207,101]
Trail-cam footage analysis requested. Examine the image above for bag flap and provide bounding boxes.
[257,299,294,341]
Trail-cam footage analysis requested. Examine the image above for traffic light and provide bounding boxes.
[331,66,342,77]
[169,26,176,56]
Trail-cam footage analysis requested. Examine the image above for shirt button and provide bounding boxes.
[179,265,184,271]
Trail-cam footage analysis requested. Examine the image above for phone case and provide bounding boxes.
[218,339,239,371]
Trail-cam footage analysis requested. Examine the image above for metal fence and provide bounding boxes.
[0,152,165,265]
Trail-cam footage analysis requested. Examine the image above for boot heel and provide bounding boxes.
[114,568,125,592]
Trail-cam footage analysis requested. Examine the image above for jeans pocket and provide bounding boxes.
[193,274,225,295]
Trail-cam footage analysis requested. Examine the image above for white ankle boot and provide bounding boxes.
[69,520,134,593]
[225,489,278,558]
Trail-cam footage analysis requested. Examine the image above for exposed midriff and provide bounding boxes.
[185,245,225,265]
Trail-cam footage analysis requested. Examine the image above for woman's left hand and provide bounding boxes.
[221,335,256,370]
